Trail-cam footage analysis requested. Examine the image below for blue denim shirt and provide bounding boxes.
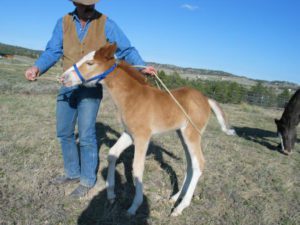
[35,12,146,74]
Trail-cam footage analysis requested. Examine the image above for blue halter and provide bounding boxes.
[73,63,117,84]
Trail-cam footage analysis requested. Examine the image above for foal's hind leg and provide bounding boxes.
[127,135,150,215]
[171,127,205,216]
[107,132,133,203]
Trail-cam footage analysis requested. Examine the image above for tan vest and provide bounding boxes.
[63,11,107,71]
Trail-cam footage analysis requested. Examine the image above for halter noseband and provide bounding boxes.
[73,63,117,84]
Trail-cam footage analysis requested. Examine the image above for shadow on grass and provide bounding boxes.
[77,123,181,224]
[233,126,280,151]
[234,126,300,155]
[78,168,150,225]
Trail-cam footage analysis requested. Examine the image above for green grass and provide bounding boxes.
[0,57,299,225]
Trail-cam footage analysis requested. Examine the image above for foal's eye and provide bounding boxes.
[86,60,94,66]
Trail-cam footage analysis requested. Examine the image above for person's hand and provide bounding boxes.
[141,66,157,77]
[25,66,40,81]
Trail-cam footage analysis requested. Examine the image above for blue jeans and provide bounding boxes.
[56,85,102,188]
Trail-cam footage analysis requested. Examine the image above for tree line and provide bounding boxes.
[150,70,295,108]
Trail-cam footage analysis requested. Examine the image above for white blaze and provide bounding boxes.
[61,51,96,86]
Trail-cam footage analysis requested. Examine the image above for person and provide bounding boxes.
[24,0,156,198]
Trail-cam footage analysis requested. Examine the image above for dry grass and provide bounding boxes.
[0,57,299,225]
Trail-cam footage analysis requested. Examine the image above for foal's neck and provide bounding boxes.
[103,65,146,109]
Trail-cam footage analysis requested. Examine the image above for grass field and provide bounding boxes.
[0,57,299,225]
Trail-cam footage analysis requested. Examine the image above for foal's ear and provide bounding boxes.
[95,42,117,61]
[105,42,117,59]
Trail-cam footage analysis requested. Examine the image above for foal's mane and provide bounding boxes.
[117,61,149,86]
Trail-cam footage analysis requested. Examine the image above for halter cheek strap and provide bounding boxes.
[73,63,117,84]
[73,64,85,82]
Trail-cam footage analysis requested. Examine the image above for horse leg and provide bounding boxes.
[170,130,193,203]
[171,127,205,216]
[106,132,133,203]
[127,136,150,216]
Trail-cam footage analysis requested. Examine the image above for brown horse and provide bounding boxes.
[61,43,235,216]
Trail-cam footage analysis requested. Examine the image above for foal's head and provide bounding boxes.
[61,43,117,87]
[275,119,296,154]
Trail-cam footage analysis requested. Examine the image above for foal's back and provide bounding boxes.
[137,84,211,134]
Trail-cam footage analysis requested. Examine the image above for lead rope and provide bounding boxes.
[132,65,202,135]
[153,79,162,90]
[35,76,60,82]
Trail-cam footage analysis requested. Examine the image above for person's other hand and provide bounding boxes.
[25,66,40,81]
[141,66,157,76]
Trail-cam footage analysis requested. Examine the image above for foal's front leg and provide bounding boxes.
[106,132,133,203]
[127,136,150,216]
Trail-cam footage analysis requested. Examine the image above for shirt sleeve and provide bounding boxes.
[105,17,146,66]
[34,18,64,75]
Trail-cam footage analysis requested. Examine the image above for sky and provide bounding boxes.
[0,0,299,84]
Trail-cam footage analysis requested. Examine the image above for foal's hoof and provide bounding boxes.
[169,193,180,203]
[169,196,177,203]
[226,129,236,136]
[170,209,182,217]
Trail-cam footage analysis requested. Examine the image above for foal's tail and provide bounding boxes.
[208,98,236,136]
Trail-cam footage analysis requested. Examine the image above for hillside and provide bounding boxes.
[149,62,298,89]
[0,43,42,59]
[1,42,298,89]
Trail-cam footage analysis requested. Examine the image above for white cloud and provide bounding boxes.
[181,4,199,11]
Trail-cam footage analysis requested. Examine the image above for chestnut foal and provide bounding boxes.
[62,43,235,216]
